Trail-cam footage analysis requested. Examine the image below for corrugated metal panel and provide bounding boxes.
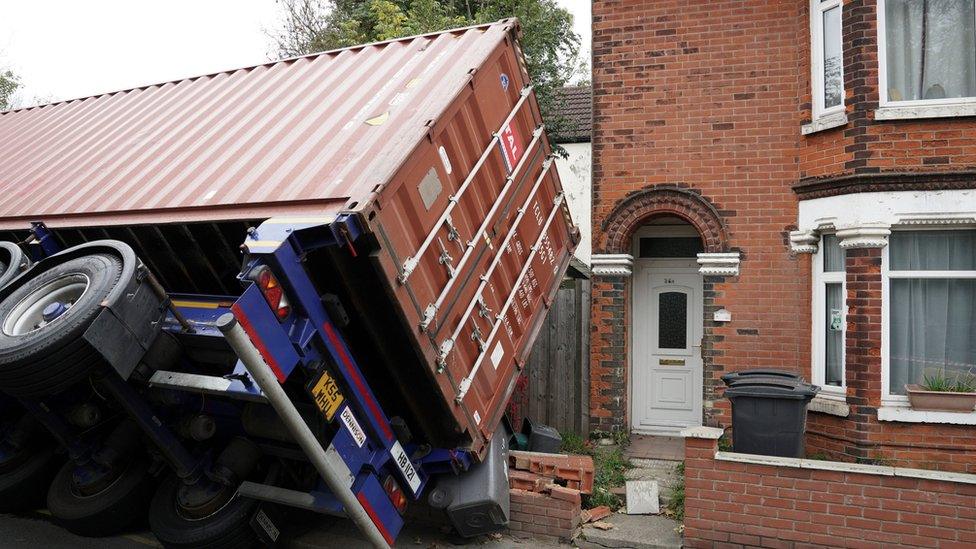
[0,21,510,229]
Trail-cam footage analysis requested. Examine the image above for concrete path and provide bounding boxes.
[577,514,682,549]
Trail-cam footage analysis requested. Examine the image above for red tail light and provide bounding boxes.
[383,475,408,515]
[251,266,291,320]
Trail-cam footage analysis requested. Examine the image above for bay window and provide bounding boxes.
[879,0,976,107]
[813,234,845,393]
[885,229,976,399]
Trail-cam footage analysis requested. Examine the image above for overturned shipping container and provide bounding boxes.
[0,19,578,459]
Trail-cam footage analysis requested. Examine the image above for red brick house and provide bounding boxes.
[589,0,976,473]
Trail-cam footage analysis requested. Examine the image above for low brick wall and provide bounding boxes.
[508,487,581,543]
[682,428,976,548]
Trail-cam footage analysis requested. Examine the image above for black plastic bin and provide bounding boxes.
[725,375,819,458]
[721,369,801,387]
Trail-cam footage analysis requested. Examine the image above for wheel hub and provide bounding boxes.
[71,461,121,497]
[42,301,68,322]
[2,274,90,336]
[176,479,234,521]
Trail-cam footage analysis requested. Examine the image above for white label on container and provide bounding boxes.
[340,406,367,448]
[474,410,482,425]
[491,341,505,370]
[391,440,421,494]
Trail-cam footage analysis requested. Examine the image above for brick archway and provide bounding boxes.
[600,186,730,254]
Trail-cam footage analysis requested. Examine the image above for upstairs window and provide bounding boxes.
[812,0,845,117]
[879,0,976,105]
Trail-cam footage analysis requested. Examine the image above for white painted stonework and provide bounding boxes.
[696,252,740,276]
[797,189,976,234]
[554,142,591,265]
[591,254,633,277]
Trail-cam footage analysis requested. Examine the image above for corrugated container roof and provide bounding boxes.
[0,20,514,229]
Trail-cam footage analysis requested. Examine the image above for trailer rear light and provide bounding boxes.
[383,475,408,515]
[251,266,292,320]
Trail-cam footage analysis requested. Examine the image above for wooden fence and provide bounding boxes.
[508,274,591,436]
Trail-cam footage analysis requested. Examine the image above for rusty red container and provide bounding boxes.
[0,19,578,459]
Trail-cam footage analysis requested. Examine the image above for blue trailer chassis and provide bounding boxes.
[22,217,478,548]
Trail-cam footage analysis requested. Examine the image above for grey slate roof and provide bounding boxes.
[550,85,592,143]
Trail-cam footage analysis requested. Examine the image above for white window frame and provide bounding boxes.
[811,0,845,120]
[812,233,846,398]
[881,227,976,406]
[876,0,976,119]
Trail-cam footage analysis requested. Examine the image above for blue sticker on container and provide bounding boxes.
[500,73,510,91]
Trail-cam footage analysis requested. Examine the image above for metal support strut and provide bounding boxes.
[217,313,392,549]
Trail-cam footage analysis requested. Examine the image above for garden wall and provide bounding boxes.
[682,427,976,549]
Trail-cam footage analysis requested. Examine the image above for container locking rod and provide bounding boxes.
[217,313,391,549]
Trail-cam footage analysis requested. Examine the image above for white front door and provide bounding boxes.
[631,260,703,434]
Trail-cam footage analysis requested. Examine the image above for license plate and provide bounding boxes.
[310,370,344,421]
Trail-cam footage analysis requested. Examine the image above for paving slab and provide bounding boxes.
[578,514,681,549]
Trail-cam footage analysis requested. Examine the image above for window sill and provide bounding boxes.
[877,406,976,425]
[808,394,850,417]
[801,112,848,135]
[875,103,976,121]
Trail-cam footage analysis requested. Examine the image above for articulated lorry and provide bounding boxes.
[0,19,577,548]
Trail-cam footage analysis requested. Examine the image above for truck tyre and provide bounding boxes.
[47,458,153,537]
[149,474,264,549]
[0,241,27,289]
[0,444,61,513]
[0,253,124,397]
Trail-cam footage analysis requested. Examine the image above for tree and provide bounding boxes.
[0,69,19,111]
[269,0,582,141]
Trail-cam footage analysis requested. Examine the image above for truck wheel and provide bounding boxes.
[0,253,124,397]
[149,474,264,549]
[0,444,61,513]
[47,458,153,537]
[0,241,27,289]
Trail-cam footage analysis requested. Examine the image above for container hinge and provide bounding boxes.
[437,239,456,278]
[436,339,454,373]
[420,304,437,332]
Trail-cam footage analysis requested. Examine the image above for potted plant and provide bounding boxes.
[905,368,976,413]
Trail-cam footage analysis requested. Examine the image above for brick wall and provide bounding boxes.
[684,434,976,549]
[508,487,581,543]
[590,0,811,431]
[799,0,976,181]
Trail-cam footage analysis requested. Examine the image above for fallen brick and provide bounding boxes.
[546,484,582,505]
[585,505,612,523]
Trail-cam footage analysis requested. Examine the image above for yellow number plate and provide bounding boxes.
[310,371,344,421]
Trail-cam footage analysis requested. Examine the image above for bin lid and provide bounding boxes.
[724,378,820,400]
[721,369,801,386]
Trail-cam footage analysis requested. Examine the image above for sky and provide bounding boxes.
[0,0,591,109]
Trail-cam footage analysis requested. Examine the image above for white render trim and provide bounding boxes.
[808,394,850,417]
[875,103,976,121]
[680,426,724,440]
[797,189,976,235]
[789,230,819,253]
[716,451,976,485]
[837,223,890,249]
[591,254,634,277]
[877,406,976,426]
[802,112,848,135]
[696,252,740,276]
